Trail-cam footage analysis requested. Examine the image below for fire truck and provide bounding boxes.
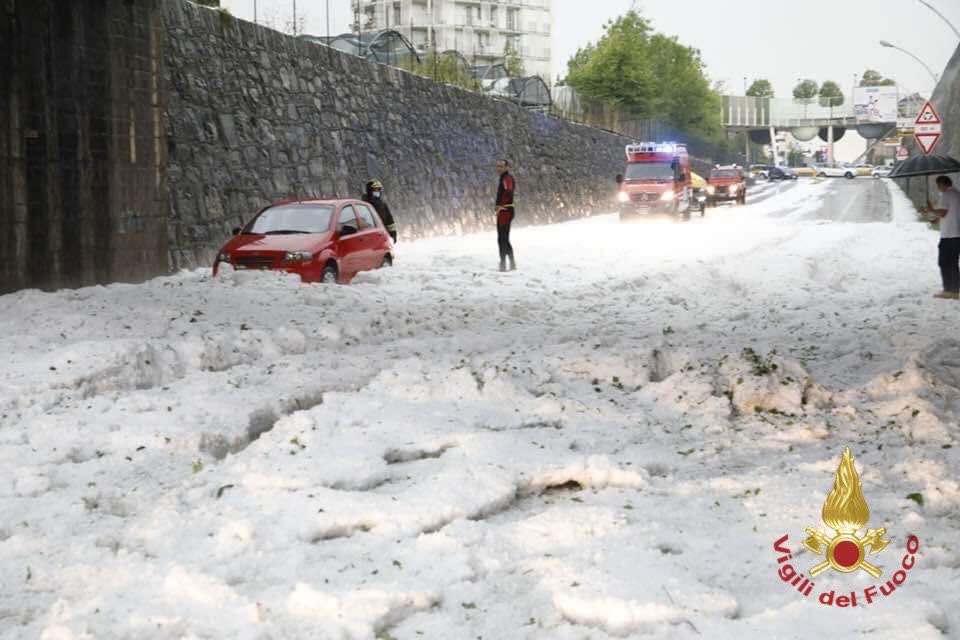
[615,142,693,220]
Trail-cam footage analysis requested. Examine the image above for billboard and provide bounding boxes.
[854,86,899,123]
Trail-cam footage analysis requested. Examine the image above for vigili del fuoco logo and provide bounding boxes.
[772,447,920,607]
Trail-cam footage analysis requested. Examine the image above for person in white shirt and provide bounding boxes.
[928,176,960,299]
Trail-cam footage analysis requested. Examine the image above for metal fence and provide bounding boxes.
[550,85,729,162]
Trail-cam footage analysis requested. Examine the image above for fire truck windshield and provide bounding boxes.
[624,163,674,181]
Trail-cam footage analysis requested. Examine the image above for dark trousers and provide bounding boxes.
[497,212,514,261]
[940,238,960,293]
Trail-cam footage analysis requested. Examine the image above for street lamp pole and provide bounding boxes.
[879,40,939,83]
[916,0,960,39]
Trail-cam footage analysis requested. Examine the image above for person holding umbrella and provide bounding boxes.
[928,175,960,299]
[890,154,960,300]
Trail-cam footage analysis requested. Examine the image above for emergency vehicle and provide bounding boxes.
[615,142,692,220]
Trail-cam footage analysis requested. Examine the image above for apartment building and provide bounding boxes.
[352,0,553,80]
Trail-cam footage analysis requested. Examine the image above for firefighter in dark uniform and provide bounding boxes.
[495,160,516,271]
[363,179,397,243]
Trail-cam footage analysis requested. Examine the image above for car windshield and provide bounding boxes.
[710,170,740,179]
[625,162,674,180]
[246,204,334,235]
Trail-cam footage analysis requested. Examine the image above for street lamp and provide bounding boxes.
[916,0,960,39]
[879,40,939,83]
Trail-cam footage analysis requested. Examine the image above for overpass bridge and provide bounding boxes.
[721,95,921,163]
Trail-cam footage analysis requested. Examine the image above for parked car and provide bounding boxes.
[767,166,798,181]
[872,165,893,178]
[213,199,395,284]
[814,164,856,179]
[707,165,747,206]
[749,164,771,180]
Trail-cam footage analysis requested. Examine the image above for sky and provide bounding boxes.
[221,0,959,98]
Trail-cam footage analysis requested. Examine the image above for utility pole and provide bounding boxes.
[292,0,297,36]
[852,73,858,111]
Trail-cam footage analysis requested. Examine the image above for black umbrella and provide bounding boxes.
[890,154,960,179]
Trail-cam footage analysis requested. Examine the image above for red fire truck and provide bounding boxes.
[615,142,693,220]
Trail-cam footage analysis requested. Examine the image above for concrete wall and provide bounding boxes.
[163,1,629,269]
[0,0,167,294]
[896,42,960,209]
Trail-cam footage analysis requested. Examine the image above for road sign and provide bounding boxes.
[914,101,942,155]
[896,146,909,161]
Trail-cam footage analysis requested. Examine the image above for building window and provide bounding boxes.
[393,2,401,27]
[490,6,498,27]
[506,9,519,31]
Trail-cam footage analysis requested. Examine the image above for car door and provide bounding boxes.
[335,205,363,278]
[354,203,384,271]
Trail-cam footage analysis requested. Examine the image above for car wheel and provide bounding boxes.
[818,172,826,178]
[845,172,854,179]
[380,254,393,268]
[320,263,338,284]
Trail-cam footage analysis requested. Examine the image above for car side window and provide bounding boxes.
[355,204,377,230]
[337,206,357,232]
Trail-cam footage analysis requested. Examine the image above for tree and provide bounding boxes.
[818,80,844,107]
[416,50,478,91]
[793,79,819,103]
[564,11,720,139]
[746,79,774,98]
[860,69,897,87]
[503,40,525,77]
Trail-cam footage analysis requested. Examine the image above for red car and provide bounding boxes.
[213,199,394,283]
[706,166,747,206]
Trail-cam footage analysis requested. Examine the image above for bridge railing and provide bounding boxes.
[722,96,858,128]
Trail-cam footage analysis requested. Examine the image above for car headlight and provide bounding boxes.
[729,184,739,193]
[660,191,675,202]
[216,252,231,264]
[282,251,313,264]
[617,191,630,203]
[706,185,716,194]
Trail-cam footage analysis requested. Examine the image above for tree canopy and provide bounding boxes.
[746,79,774,98]
[564,11,719,139]
[860,69,897,87]
[503,40,525,77]
[818,80,844,107]
[793,79,819,103]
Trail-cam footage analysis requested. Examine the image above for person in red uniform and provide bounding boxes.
[495,159,516,272]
